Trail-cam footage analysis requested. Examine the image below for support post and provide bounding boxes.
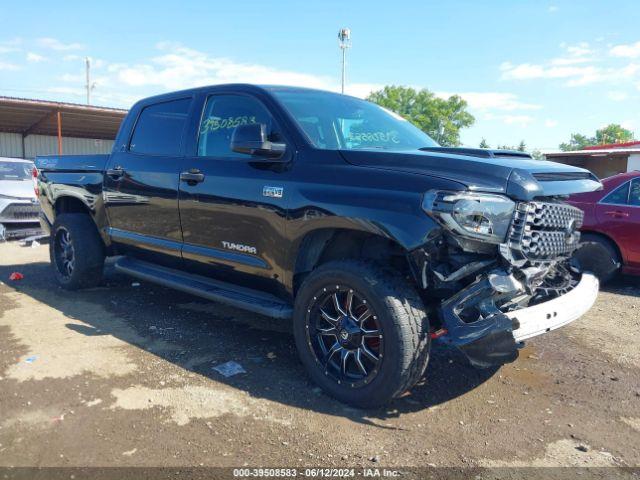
[56,111,62,155]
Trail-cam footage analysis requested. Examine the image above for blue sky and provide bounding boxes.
[1,0,639,151]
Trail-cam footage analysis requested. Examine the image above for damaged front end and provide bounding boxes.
[411,189,599,368]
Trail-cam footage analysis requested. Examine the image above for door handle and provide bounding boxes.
[604,210,629,218]
[106,166,125,179]
[180,169,205,184]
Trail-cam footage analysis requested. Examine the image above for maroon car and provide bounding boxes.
[569,171,640,281]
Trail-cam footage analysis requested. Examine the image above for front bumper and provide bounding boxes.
[440,273,599,367]
[506,273,599,342]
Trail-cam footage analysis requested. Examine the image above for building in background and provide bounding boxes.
[0,97,127,159]
[544,141,640,179]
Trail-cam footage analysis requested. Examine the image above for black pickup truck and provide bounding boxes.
[36,84,602,407]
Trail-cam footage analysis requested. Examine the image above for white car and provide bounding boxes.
[0,157,42,240]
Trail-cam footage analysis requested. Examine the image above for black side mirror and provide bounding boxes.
[231,123,286,159]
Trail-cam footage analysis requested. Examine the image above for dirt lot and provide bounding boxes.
[1,240,639,470]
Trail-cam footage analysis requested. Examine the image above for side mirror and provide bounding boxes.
[231,123,286,159]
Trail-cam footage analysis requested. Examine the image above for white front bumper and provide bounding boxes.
[506,273,599,342]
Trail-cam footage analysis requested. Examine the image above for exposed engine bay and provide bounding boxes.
[411,194,587,367]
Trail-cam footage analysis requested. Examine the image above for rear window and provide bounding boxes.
[129,98,192,156]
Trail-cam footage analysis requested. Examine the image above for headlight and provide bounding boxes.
[422,190,515,244]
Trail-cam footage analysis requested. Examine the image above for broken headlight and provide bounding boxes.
[422,190,515,244]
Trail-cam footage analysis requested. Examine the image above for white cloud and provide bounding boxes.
[610,41,640,58]
[437,91,541,111]
[37,37,83,51]
[484,113,534,126]
[0,37,22,54]
[0,61,20,71]
[501,56,640,87]
[497,42,640,87]
[63,54,81,62]
[544,119,559,127]
[26,52,46,63]
[548,5,558,12]
[607,91,628,101]
[106,43,378,98]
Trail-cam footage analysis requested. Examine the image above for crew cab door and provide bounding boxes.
[103,97,193,264]
[595,177,640,268]
[178,92,292,296]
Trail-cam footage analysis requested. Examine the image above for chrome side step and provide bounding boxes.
[114,257,292,319]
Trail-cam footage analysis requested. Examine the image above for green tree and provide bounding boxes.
[517,140,526,152]
[559,124,635,151]
[367,86,475,147]
[479,138,489,148]
[559,133,593,151]
[595,124,634,145]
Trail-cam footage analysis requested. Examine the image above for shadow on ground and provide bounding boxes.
[0,249,499,427]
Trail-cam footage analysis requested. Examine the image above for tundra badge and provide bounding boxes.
[263,186,283,198]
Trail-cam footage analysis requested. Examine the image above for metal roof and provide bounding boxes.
[545,148,640,157]
[0,96,127,140]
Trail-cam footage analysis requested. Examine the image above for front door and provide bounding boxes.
[103,97,192,263]
[178,93,292,297]
[595,177,640,268]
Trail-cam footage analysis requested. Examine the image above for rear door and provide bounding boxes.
[103,97,193,263]
[178,92,293,296]
[595,178,640,267]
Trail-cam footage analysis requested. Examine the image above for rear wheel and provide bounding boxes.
[574,233,620,283]
[293,260,430,408]
[50,213,105,290]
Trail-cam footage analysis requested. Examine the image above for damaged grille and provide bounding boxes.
[505,201,583,262]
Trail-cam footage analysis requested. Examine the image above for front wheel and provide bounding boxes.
[293,260,430,408]
[573,233,620,283]
[50,213,105,290]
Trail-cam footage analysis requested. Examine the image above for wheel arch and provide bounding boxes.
[291,227,411,295]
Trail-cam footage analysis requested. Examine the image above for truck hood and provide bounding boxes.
[340,148,602,201]
[0,179,35,200]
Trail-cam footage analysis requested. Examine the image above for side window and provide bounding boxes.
[630,179,640,206]
[601,182,630,205]
[197,95,278,157]
[130,98,192,155]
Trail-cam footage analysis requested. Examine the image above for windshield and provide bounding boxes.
[272,89,439,151]
[0,161,33,181]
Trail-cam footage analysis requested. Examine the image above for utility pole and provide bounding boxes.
[85,57,95,105]
[338,28,351,94]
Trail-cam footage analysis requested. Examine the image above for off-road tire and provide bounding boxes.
[293,260,430,408]
[574,233,620,283]
[50,213,105,290]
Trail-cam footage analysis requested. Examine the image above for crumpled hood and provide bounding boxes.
[0,179,35,200]
[340,148,602,201]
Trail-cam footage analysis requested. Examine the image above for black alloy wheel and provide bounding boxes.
[305,286,384,388]
[53,227,75,279]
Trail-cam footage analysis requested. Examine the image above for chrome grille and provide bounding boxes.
[506,201,583,262]
[0,203,40,220]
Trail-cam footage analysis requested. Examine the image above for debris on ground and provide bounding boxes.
[24,355,37,364]
[9,272,24,281]
[266,352,277,359]
[212,361,246,377]
[576,445,589,452]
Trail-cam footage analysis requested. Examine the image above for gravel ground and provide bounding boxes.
[0,241,639,470]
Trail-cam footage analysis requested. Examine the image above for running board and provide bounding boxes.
[114,257,292,319]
